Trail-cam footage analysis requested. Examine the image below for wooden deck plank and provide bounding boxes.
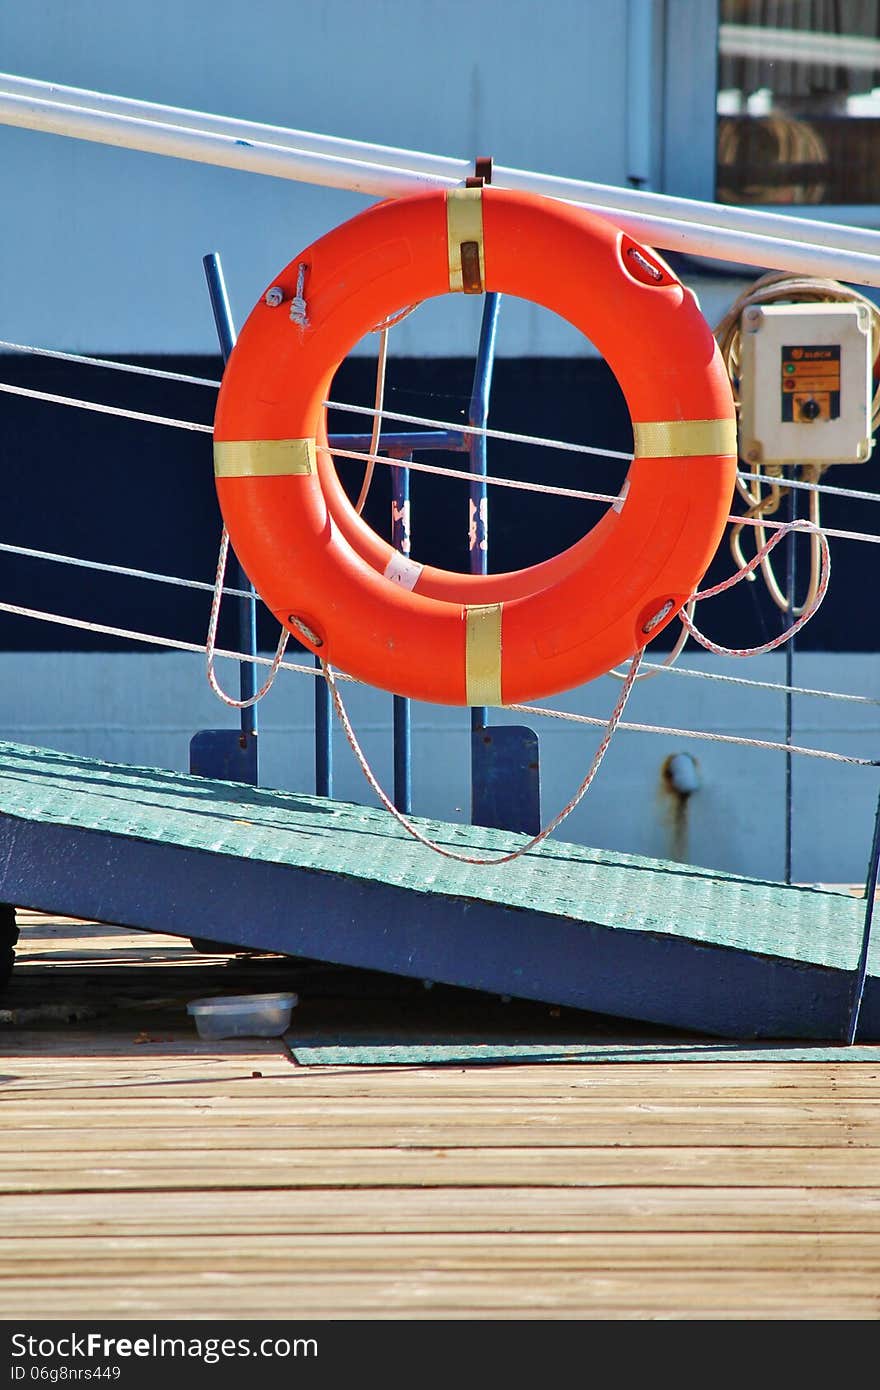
[0,1146,878,1191]
[2,1231,880,1277]
[6,1079,880,1104]
[3,1097,880,1119]
[5,1187,880,1235]
[0,1272,876,1320]
[3,912,880,1319]
[0,1111,879,1148]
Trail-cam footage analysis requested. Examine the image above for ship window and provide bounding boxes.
[716,0,880,205]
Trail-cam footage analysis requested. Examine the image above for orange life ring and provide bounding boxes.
[214,187,737,705]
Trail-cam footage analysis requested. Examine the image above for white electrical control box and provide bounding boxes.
[738,302,873,466]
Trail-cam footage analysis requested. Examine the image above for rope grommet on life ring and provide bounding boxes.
[213,187,737,706]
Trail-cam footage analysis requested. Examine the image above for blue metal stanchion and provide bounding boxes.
[330,429,464,453]
[391,453,413,813]
[845,788,880,1044]
[189,251,258,785]
[468,292,501,734]
[314,652,333,798]
[784,485,796,885]
[466,292,541,836]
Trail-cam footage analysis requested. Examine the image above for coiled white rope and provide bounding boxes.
[682,519,830,658]
[713,272,880,618]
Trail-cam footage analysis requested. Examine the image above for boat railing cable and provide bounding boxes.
[1,380,878,542]
[1,342,879,504]
[0,596,874,766]
[1,539,877,707]
[0,338,221,387]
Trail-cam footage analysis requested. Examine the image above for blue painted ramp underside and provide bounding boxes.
[0,739,875,1041]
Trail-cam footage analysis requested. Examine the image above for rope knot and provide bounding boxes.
[289,263,309,328]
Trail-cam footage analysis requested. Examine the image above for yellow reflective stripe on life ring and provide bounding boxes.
[632,418,738,459]
[465,603,503,706]
[446,188,485,294]
[214,438,317,478]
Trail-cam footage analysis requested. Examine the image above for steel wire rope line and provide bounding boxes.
[0,597,872,764]
[3,365,880,501]
[2,371,878,696]
[18,369,878,526]
[0,338,221,387]
[5,375,880,708]
[0,380,214,432]
[4,377,880,535]
[6,340,867,695]
[4,372,880,695]
[309,441,880,545]
[0,334,879,495]
[1,538,877,706]
[0,539,252,599]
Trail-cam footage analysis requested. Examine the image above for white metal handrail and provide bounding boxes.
[2,73,878,255]
[2,76,880,285]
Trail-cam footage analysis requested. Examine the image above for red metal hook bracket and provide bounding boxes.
[466,156,493,188]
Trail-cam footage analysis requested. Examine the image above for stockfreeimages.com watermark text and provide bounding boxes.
[11,1333,316,1369]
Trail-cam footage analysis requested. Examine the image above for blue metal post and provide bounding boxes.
[465,292,542,837]
[189,254,259,786]
[845,787,880,1044]
[329,429,464,453]
[314,653,333,798]
[468,292,502,734]
[391,454,413,813]
[202,254,257,733]
[784,485,796,884]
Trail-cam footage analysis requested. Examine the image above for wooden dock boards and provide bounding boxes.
[0,915,879,1320]
[0,738,875,1039]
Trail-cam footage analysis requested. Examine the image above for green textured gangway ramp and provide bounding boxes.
[0,738,875,1040]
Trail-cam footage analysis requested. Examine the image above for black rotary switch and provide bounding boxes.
[799,397,821,420]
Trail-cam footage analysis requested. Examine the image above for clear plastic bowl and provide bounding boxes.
[186,991,299,1040]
